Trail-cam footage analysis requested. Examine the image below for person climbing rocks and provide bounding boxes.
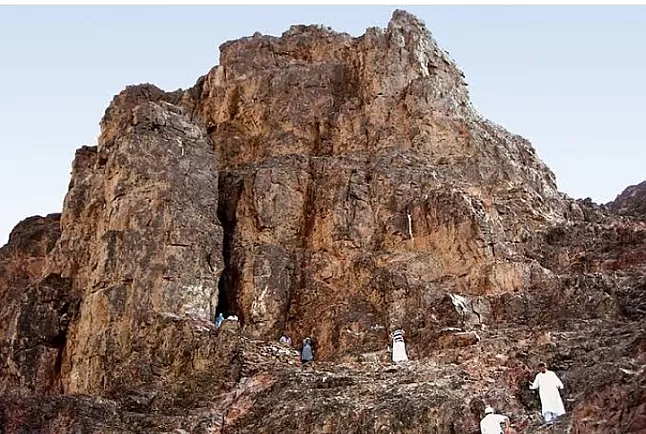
[390,327,408,363]
[480,406,511,434]
[301,337,314,365]
[279,334,291,347]
[529,362,565,423]
[215,312,224,328]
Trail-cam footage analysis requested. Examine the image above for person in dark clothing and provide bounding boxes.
[301,337,314,365]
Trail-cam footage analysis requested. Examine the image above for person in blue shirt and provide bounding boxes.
[301,337,314,365]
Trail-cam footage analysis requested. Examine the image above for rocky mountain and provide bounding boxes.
[608,180,646,219]
[1,10,645,434]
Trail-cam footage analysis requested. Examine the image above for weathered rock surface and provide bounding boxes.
[1,9,645,434]
[609,180,646,219]
[0,214,71,396]
[2,95,229,400]
[192,9,569,360]
[55,98,230,398]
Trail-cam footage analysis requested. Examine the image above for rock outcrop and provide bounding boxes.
[0,214,70,396]
[51,96,226,396]
[609,180,646,219]
[192,10,568,360]
[1,10,645,434]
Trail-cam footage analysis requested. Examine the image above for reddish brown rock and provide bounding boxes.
[192,9,570,361]
[1,9,645,434]
[43,96,227,396]
[608,180,646,219]
[0,214,72,396]
[0,214,61,286]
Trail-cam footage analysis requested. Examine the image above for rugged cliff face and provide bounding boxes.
[1,10,645,434]
[609,180,646,219]
[191,10,567,358]
[0,214,69,396]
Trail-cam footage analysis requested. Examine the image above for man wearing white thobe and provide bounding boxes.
[390,328,408,363]
[529,362,565,423]
[480,406,510,434]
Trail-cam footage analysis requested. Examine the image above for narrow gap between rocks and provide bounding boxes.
[215,173,244,323]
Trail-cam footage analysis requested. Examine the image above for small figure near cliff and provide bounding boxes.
[215,312,224,328]
[529,362,565,423]
[390,327,408,363]
[279,334,292,347]
[301,337,314,365]
[480,406,511,434]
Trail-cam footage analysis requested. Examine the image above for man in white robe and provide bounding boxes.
[529,362,565,423]
[391,328,408,362]
[279,335,291,346]
[480,406,510,434]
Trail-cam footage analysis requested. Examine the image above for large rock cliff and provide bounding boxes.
[191,10,567,357]
[1,10,645,434]
[609,180,646,219]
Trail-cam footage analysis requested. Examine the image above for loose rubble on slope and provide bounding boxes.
[1,9,645,434]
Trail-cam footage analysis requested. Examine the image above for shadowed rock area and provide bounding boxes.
[608,180,646,219]
[1,10,645,434]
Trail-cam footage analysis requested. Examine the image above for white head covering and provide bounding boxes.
[484,406,495,414]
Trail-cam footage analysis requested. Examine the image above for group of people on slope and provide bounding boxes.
[387,330,566,431]
[278,328,406,367]
[480,362,566,433]
[214,312,238,328]
[280,328,565,434]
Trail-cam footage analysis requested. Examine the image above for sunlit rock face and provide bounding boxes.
[190,9,569,359]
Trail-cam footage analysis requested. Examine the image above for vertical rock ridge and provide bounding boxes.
[42,88,227,394]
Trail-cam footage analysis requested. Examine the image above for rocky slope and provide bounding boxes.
[609,180,646,219]
[1,10,645,434]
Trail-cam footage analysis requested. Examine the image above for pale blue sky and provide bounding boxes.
[1,6,645,244]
